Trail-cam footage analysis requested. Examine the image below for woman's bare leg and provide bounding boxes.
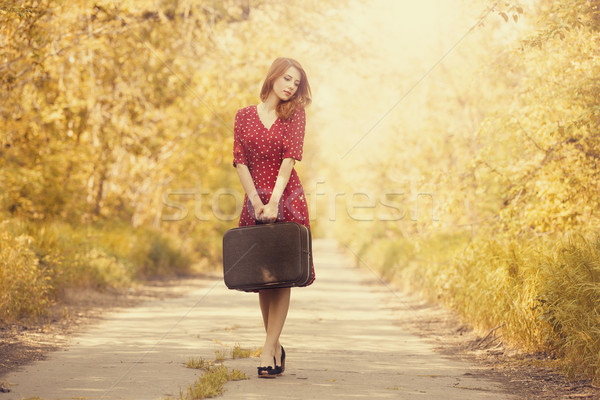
[258,287,290,368]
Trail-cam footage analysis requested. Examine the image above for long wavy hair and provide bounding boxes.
[260,57,312,120]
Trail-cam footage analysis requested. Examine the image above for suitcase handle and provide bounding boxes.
[255,219,275,225]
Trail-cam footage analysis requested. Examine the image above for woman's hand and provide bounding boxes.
[250,194,266,221]
[257,158,294,223]
[260,200,279,223]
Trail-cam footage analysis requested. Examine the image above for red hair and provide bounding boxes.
[260,57,312,120]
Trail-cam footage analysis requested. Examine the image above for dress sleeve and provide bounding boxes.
[233,109,247,168]
[282,107,306,161]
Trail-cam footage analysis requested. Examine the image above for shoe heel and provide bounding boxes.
[278,346,286,375]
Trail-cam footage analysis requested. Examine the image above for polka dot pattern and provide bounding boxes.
[233,105,310,229]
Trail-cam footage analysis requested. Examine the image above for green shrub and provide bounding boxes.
[129,229,192,278]
[536,234,600,382]
[0,218,194,323]
[0,230,53,322]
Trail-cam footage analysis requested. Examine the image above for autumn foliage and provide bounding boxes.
[1,0,600,385]
[0,0,344,319]
[0,0,304,321]
[331,0,600,384]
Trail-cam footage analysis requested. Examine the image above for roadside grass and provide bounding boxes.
[186,357,213,370]
[176,345,253,400]
[231,343,255,359]
[180,364,246,399]
[214,350,227,362]
[348,228,600,385]
[0,218,191,324]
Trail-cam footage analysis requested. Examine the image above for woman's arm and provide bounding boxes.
[236,164,265,220]
[261,158,296,222]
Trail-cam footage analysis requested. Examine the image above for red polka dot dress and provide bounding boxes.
[233,105,314,285]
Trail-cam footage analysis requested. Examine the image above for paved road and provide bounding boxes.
[2,239,512,399]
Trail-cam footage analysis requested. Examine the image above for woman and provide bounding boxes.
[232,57,314,378]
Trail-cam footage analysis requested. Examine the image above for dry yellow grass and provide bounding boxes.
[0,219,191,324]
[351,229,600,385]
[180,346,251,400]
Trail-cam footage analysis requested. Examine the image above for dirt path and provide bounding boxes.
[0,239,528,399]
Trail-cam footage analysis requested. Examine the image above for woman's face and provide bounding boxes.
[272,67,301,102]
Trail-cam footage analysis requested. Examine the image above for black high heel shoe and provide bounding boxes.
[278,346,286,375]
[257,356,279,379]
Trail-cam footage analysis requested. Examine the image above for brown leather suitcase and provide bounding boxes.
[222,222,313,292]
